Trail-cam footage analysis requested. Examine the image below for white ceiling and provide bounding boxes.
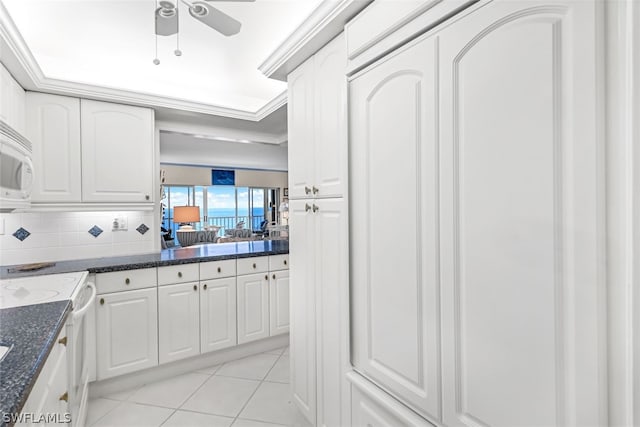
[1,0,322,115]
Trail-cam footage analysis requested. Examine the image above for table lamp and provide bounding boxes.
[174,206,200,231]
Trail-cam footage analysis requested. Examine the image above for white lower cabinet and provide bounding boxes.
[19,328,69,426]
[269,270,290,336]
[350,373,434,427]
[200,277,237,353]
[158,282,201,364]
[95,287,158,380]
[237,272,270,344]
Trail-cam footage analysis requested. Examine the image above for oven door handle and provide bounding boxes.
[72,282,96,320]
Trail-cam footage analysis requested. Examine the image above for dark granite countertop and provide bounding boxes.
[0,240,289,279]
[0,301,72,426]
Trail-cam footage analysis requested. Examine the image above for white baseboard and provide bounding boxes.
[88,334,289,399]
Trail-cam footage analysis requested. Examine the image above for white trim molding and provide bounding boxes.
[0,2,284,121]
[258,0,373,81]
[606,0,640,425]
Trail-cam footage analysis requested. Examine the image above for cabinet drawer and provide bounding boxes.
[237,256,269,275]
[200,259,237,280]
[158,263,199,286]
[96,268,156,294]
[346,0,476,73]
[269,254,289,271]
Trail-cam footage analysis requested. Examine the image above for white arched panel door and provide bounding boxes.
[438,1,605,426]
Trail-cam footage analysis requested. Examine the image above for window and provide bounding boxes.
[164,186,279,240]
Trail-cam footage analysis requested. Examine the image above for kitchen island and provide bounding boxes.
[0,240,289,279]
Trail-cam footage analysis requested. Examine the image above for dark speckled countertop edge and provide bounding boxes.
[1,241,289,279]
[0,301,72,426]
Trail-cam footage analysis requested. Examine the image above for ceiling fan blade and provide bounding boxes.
[188,2,241,36]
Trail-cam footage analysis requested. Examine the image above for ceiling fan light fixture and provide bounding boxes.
[189,4,209,18]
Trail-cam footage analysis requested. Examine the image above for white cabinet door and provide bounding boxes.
[158,282,200,364]
[438,1,604,426]
[26,93,82,203]
[237,272,270,344]
[287,56,315,200]
[313,33,347,199]
[0,63,25,134]
[287,34,347,201]
[314,198,350,427]
[289,199,317,424]
[80,99,154,203]
[96,288,158,380]
[269,270,290,336]
[350,32,441,422]
[201,277,237,353]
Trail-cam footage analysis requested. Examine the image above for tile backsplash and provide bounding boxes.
[0,211,158,266]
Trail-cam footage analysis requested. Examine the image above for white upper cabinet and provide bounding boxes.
[437,1,604,426]
[25,93,155,206]
[81,99,155,203]
[350,33,441,423]
[288,33,347,200]
[0,63,26,135]
[26,93,82,203]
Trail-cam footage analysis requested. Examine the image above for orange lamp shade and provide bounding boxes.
[174,206,200,223]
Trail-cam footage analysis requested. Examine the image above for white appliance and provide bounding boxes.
[0,119,33,211]
[0,272,96,427]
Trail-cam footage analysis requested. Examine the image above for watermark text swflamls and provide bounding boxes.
[2,412,71,424]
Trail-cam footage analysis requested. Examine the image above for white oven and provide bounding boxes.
[66,279,96,427]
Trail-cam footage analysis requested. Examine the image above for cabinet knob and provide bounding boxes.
[217,267,221,273]
[253,263,257,269]
[125,278,130,285]
[305,186,311,194]
[59,392,68,402]
[265,275,268,280]
[58,336,67,346]
[312,186,318,194]
[193,284,197,291]
[272,274,276,280]
[284,260,287,265]
[305,203,311,212]
[203,284,208,290]
[313,204,319,213]
[100,298,104,305]
[145,195,150,200]
[178,272,183,278]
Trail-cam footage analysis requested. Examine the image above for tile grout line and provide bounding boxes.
[88,398,125,427]
[158,362,224,426]
[229,350,284,427]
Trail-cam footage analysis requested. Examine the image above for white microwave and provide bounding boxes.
[0,119,33,211]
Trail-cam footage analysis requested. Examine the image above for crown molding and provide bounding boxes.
[0,2,286,122]
[259,0,372,81]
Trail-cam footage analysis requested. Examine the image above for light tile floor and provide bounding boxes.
[87,347,309,427]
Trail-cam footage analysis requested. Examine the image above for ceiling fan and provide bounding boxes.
[153,0,255,64]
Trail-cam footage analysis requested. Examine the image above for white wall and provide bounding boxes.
[0,210,157,266]
[161,164,287,190]
[159,131,288,171]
